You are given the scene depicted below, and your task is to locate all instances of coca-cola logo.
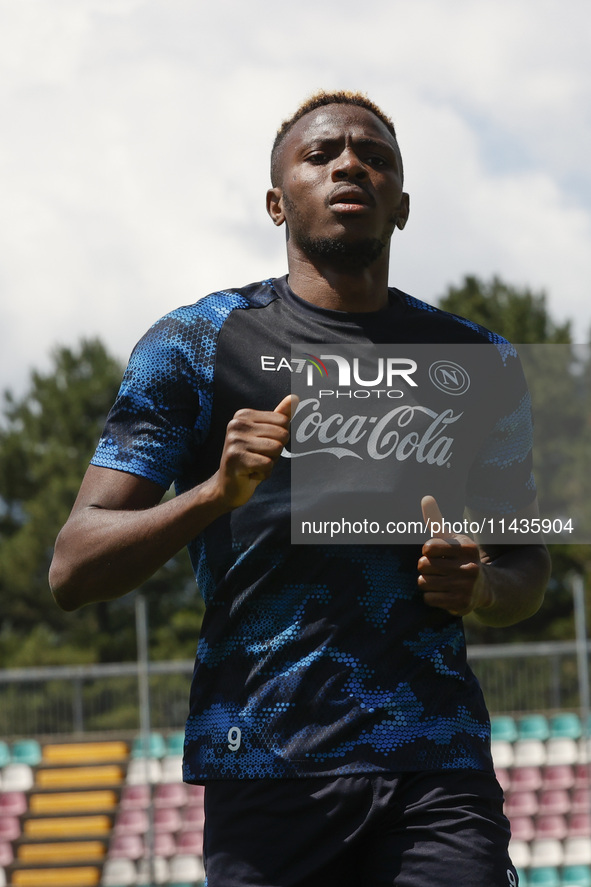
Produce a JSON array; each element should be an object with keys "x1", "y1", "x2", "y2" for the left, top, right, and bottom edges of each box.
[{"x1": 282, "y1": 398, "x2": 463, "y2": 466}]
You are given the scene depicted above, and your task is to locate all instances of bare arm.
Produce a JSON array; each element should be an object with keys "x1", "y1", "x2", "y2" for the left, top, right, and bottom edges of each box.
[
  {"x1": 417, "y1": 496, "x2": 550, "y2": 626},
  {"x1": 49, "y1": 396, "x2": 294, "y2": 611}
]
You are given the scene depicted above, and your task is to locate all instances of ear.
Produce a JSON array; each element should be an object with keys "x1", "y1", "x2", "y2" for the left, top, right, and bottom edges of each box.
[
  {"x1": 395, "y1": 192, "x2": 410, "y2": 230},
  {"x1": 266, "y1": 187, "x2": 285, "y2": 227}
]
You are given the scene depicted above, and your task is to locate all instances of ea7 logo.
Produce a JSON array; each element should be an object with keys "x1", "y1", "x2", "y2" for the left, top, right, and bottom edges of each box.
[
  {"x1": 305, "y1": 355, "x2": 418, "y2": 388},
  {"x1": 428, "y1": 360, "x2": 470, "y2": 395}
]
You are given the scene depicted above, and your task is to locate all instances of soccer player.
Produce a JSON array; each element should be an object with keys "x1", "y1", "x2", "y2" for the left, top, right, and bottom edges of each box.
[{"x1": 50, "y1": 92, "x2": 550, "y2": 886}]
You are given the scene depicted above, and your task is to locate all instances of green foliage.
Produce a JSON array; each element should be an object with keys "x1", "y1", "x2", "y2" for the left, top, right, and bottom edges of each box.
[
  {"x1": 438, "y1": 276, "x2": 591, "y2": 645},
  {"x1": 0, "y1": 339, "x2": 200, "y2": 667}
]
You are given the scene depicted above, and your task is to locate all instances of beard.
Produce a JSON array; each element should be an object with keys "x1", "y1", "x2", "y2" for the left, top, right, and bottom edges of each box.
[{"x1": 294, "y1": 233, "x2": 387, "y2": 272}]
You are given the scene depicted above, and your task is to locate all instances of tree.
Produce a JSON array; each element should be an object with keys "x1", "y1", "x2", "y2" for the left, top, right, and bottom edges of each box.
[
  {"x1": 438, "y1": 276, "x2": 590, "y2": 645},
  {"x1": 0, "y1": 339, "x2": 199, "y2": 666}
]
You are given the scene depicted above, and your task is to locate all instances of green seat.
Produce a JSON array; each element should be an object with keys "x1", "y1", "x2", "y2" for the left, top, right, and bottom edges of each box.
[
  {"x1": 166, "y1": 731, "x2": 186, "y2": 756},
  {"x1": 529, "y1": 867, "x2": 561, "y2": 887},
  {"x1": 518, "y1": 714, "x2": 550, "y2": 741},
  {"x1": 11, "y1": 738, "x2": 42, "y2": 765},
  {"x1": 0, "y1": 740, "x2": 11, "y2": 767},
  {"x1": 549, "y1": 713, "x2": 582, "y2": 740},
  {"x1": 516, "y1": 869, "x2": 529, "y2": 887},
  {"x1": 562, "y1": 865, "x2": 591, "y2": 887},
  {"x1": 491, "y1": 716, "x2": 518, "y2": 742},
  {"x1": 131, "y1": 732, "x2": 166, "y2": 759}
]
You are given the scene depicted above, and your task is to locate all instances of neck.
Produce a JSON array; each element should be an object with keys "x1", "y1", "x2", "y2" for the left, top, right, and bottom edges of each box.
[{"x1": 286, "y1": 248, "x2": 391, "y2": 313}]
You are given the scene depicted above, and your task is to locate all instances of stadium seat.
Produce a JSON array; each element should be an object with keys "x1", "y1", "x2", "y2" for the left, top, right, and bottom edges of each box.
[
  {"x1": 511, "y1": 766, "x2": 543, "y2": 793},
  {"x1": 0, "y1": 790, "x2": 28, "y2": 816},
  {"x1": 125, "y1": 759, "x2": 162, "y2": 785},
  {"x1": 0, "y1": 864, "x2": 6, "y2": 887},
  {"x1": 563, "y1": 836, "x2": 591, "y2": 866},
  {"x1": 516, "y1": 869, "x2": 529, "y2": 887},
  {"x1": 542, "y1": 765, "x2": 575, "y2": 791},
  {"x1": 0, "y1": 816, "x2": 21, "y2": 842},
  {"x1": 182, "y1": 804, "x2": 205, "y2": 830},
  {"x1": 0, "y1": 842, "x2": 13, "y2": 867},
  {"x1": 1, "y1": 763, "x2": 34, "y2": 791},
  {"x1": 168, "y1": 853, "x2": 206, "y2": 882},
  {"x1": 154, "y1": 781, "x2": 186, "y2": 808},
  {"x1": 176, "y1": 829, "x2": 204, "y2": 855},
  {"x1": 0, "y1": 742, "x2": 10, "y2": 768},
  {"x1": 528, "y1": 868, "x2": 561, "y2": 887},
  {"x1": 11, "y1": 739, "x2": 42, "y2": 766},
  {"x1": 505, "y1": 790, "x2": 539, "y2": 818},
  {"x1": 29, "y1": 789, "x2": 118, "y2": 815},
  {"x1": 131, "y1": 733, "x2": 166, "y2": 760},
  {"x1": 136, "y1": 854, "x2": 170, "y2": 885},
  {"x1": 567, "y1": 812, "x2": 591, "y2": 837},
  {"x1": 546, "y1": 738, "x2": 580, "y2": 766},
  {"x1": 508, "y1": 838, "x2": 530, "y2": 868},
  {"x1": 495, "y1": 767, "x2": 511, "y2": 793},
  {"x1": 17, "y1": 840, "x2": 106, "y2": 864},
  {"x1": 36, "y1": 764, "x2": 124, "y2": 789},
  {"x1": 100, "y1": 857, "x2": 137, "y2": 887},
  {"x1": 549, "y1": 713, "x2": 582, "y2": 740},
  {"x1": 161, "y1": 754, "x2": 184, "y2": 783},
  {"x1": 154, "y1": 806, "x2": 182, "y2": 833},
  {"x1": 529, "y1": 837, "x2": 564, "y2": 868},
  {"x1": 534, "y1": 815, "x2": 568, "y2": 841},
  {"x1": 185, "y1": 782, "x2": 205, "y2": 803},
  {"x1": 508, "y1": 816, "x2": 536, "y2": 842},
  {"x1": 491, "y1": 740, "x2": 514, "y2": 769},
  {"x1": 519, "y1": 715, "x2": 551, "y2": 741},
  {"x1": 109, "y1": 833, "x2": 145, "y2": 860},
  {"x1": 513, "y1": 739, "x2": 547, "y2": 768},
  {"x1": 113, "y1": 809, "x2": 150, "y2": 835},
  {"x1": 166, "y1": 732, "x2": 186, "y2": 757},
  {"x1": 573, "y1": 764, "x2": 591, "y2": 788},
  {"x1": 571, "y1": 788, "x2": 591, "y2": 814},
  {"x1": 23, "y1": 815, "x2": 112, "y2": 839},
  {"x1": 11, "y1": 866, "x2": 101, "y2": 886},
  {"x1": 119, "y1": 784, "x2": 152, "y2": 809},
  {"x1": 491, "y1": 716, "x2": 519, "y2": 742},
  {"x1": 538, "y1": 790, "x2": 571, "y2": 817},
  {"x1": 42, "y1": 741, "x2": 128, "y2": 765},
  {"x1": 153, "y1": 831, "x2": 177, "y2": 858},
  {"x1": 561, "y1": 864, "x2": 591, "y2": 887}
]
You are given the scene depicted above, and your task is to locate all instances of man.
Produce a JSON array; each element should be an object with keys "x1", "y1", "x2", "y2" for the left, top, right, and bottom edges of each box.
[{"x1": 50, "y1": 91, "x2": 550, "y2": 886}]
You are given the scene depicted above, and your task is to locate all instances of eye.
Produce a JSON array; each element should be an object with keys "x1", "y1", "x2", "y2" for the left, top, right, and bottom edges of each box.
[
  {"x1": 306, "y1": 152, "x2": 329, "y2": 165},
  {"x1": 366, "y1": 155, "x2": 388, "y2": 168}
]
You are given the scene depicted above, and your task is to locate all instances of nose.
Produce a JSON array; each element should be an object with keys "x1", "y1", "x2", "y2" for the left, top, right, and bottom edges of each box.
[{"x1": 332, "y1": 147, "x2": 367, "y2": 181}]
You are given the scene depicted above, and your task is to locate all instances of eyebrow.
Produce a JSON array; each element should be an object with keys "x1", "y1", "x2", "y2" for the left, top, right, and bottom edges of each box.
[{"x1": 301, "y1": 135, "x2": 397, "y2": 152}]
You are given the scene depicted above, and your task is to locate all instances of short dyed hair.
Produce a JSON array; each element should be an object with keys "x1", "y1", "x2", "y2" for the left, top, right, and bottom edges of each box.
[{"x1": 270, "y1": 90, "x2": 399, "y2": 185}]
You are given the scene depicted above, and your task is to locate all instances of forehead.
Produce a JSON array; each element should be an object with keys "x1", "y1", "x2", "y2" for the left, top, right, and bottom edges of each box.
[{"x1": 285, "y1": 103, "x2": 397, "y2": 151}]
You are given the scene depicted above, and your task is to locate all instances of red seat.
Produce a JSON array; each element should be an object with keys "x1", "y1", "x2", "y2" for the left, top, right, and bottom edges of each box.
[
  {"x1": 538, "y1": 789, "x2": 571, "y2": 817},
  {"x1": 114, "y1": 809, "x2": 149, "y2": 835},
  {"x1": 505, "y1": 790, "x2": 539, "y2": 818},
  {"x1": 0, "y1": 791, "x2": 27, "y2": 817},
  {"x1": 119, "y1": 784, "x2": 151, "y2": 809},
  {"x1": 176, "y1": 829, "x2": 204, "y2": 855},
  {"x1": 154, "y1": 807, "x2": 182, "y2": 834},
  {"x1": 185, "y1": 783, "x2": 205, "y2": 804},
  {"x1": 0, "y1": 840, "x2": 14, "y2": 867},
  {"x1": 183, "y1": 804, "x2": 205, "y2": 829},
  {"x1": 574, "y1": 764, "x2": 591, "y2": 789},
  {"x1": 542, "y1": 765, "x2": 575, "y2": 791},
  {"x1": 509, "y1": 816, "x2": 536, "y2": 842},
  {"x1": 153, "y1": 782, "x2": 187, "y2": 809},
  {"x1": 495, "y1": 768, "x2": 511, "y2": 793},
  {"x1": 568, "y1": 812, "x2": 591, "y2": 837},
  {"x1": 0, "y1": 817, "x2": 20, "y2": 842},
  {"x1": 510, "y1": 766, "x2": 543, "y2": 792},
  {"x1": 153, "y1": 831, "x2": 177, "y2": 858},
  {"x1": 109, "y1": 833, "x2": 145, "y2": 860},
  {"x1": 571, "y1": 787, "x2": 591, "y2": 813},
  {"x1": 535, "y1": 814, "x2": 568, "y2": 840}
]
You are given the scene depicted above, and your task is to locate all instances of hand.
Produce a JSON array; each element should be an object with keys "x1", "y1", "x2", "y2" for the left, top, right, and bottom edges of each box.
[
  {"x1": 417, "y1": 495, "x2": 493, "y2": 617},
  {"x1": 213, "y1": 395, "x2": 296, "y2": 510}
]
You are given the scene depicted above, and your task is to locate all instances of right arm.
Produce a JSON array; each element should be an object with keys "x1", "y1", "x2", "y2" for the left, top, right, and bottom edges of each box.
[{"x1": 49, "y1": 397, "x2": 294, "y2": 611}]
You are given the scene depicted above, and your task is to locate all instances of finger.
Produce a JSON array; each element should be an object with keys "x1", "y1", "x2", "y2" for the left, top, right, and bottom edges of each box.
[
  {"x1": 421, "y1": 494, "x2": 450, "y2": 538},
  {"x1": 274, "y1": 394, "x2": 299, "y2": 419}
]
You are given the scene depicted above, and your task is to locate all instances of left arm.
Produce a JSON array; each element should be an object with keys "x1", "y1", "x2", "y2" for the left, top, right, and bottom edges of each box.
[{"x1": 418, "y1": 496, "x2": 551, "y2": 626}]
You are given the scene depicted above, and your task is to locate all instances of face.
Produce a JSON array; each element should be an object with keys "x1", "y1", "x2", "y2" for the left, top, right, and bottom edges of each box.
[{"x1": 267, "y1": 104, "x2": 410, "y2": 269}]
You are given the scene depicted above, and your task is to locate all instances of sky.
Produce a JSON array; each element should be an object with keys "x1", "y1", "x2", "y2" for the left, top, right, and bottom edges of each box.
[{"x1": 1, "y1": 0, "x2": 590, "y2": 397}]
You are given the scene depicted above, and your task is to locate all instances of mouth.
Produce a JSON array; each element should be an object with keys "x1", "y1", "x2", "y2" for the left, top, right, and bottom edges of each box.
[{"x1": 328, "y1": 187, "x2": 374, "y2": 213}]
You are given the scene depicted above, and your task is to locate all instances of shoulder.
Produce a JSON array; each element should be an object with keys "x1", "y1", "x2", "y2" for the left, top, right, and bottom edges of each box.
[{"x1": 392, "y1": 288, "x2": 511, "y2": 348}]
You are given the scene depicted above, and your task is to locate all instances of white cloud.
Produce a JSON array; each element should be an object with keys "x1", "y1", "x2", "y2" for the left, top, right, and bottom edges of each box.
[{"x1": 0, "y1": 0, "x2": 590, "y2": 397}]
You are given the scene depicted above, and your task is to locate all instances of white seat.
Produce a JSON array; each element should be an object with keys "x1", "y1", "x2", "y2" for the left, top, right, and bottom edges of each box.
[
  {"x1": 508, "y1": 839, "x2": 531, "y2": 869},
  {"x1": 101, "y1": 857, "x2": 137, "y2": 886},
  {"x1": 136, "y1": 855, "x2": 169, "y2": 885},
  {"x1": 577, "y1": 737, "x2": 591, "y2": 764},
  {"x1": 160, "y1": 754, "x2": 184, "y2": 783},
  {"x1": 545, "y1": 737, "x2": 579, "y2": 766},
  {"x1": 512, "y1": 739, "x2": 547, "y2": 767},
  {"x1": 563, "y1": 837, "x2": 591, "y2": 866},
  {"x1": 169, "y1": 853, "x2": 206, "y2": 881},
  {"x1": 0, "y1": 764, "x2": 33, "y2": 791},
  {"x1": 0, "y1": 865, "x2": 6, "y2": 887},
  {"x1": 529, "y1": 838, "x2": 564, "y2": 868},
  {"x1": 126, "y1": 758, "x2": 162, "y2": 785},
  {"x1": 491, "y1": 740, "x2": 514, "y2": 769}
]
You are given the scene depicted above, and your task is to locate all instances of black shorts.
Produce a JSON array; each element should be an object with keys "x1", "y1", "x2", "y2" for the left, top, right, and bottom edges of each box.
[{"x1": 202, "y1": 769, "x2": 518, "y2": 887}]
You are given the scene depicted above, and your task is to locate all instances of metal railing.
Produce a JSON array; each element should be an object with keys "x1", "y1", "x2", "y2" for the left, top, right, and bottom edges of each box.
[{"x1": 0, "y1": 640, "x2": 588, "y2": 739}]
